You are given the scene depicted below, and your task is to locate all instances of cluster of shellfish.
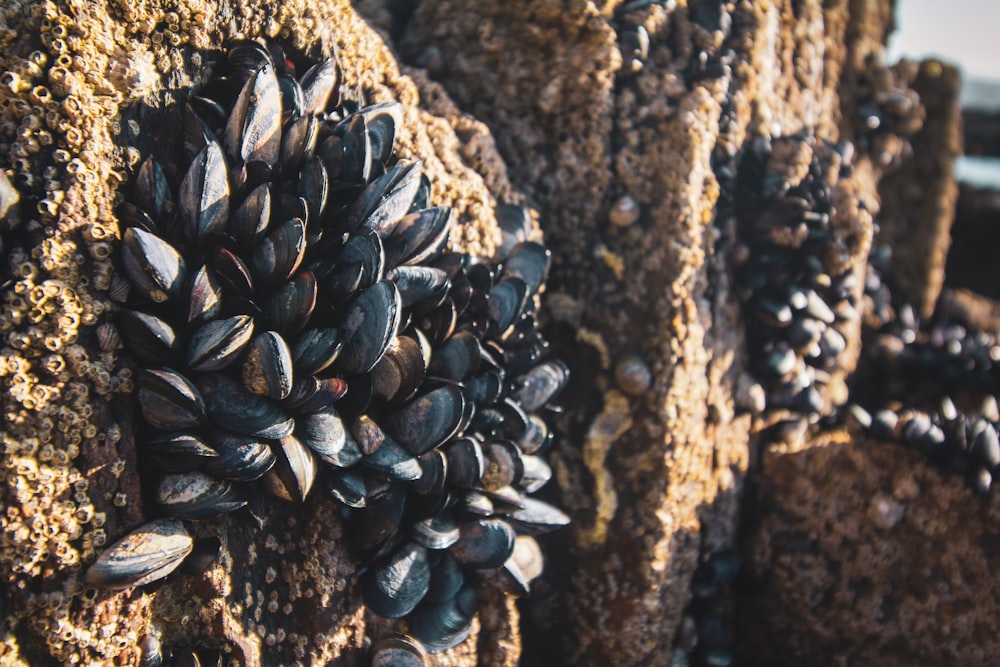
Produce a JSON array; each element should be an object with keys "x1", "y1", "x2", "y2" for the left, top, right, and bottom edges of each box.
[
  {"x1": 86, "y1": 40, "x2": 569, "y2": 658},
  {"x1": 732, "y1": 136, "x2": 860, "y2": 420}
]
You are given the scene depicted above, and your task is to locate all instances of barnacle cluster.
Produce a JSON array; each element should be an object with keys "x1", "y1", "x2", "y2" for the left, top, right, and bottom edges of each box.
[{"x1": 89, "y1": 39, "x2": 568, "y2": 659}]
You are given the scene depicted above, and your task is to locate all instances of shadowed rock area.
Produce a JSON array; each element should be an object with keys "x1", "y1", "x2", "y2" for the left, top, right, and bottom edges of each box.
[{"x1": 0, "y1": 0, "x2": 991, "y2": 666}]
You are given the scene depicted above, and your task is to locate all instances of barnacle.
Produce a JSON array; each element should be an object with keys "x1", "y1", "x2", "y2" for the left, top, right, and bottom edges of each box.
[{"x1": 96, "y1": 39, "x2": 569, "y2": 658}]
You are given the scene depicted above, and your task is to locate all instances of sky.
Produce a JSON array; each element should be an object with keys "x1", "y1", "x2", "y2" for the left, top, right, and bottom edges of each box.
[{"x1": 888, "y1": 0, "x2": 1000, "y2": 81}]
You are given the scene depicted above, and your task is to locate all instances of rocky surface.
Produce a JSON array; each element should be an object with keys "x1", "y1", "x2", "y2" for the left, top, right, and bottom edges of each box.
[{"x1": 0, "y1": 0, "x2": 990, "y2": 666}]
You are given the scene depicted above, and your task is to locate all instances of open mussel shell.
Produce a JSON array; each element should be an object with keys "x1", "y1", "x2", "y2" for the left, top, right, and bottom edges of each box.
[
  {"x1": 138, "y1": 368, "x2": 206, "y2": 430},
  {"x1": 339, "y1": 280, "x2": 401, "y2": 374},
  {"x1": 120, "y1": 310, "x2": 179, "y2": 366},
  {"x1": 121, "y1": 227, "x2": 187, "y2": 303},
  {"x1": 225, "y1": 62, "x2": 281, "y2": 169},
  {"x1": 179, "y1": 141, "x2": 230, "y2": 243},
  {"x1": 204, "y1": 429, "x2": 275, "y2": 481},
  {"x1": 383, "y1": 385, "x2": 466, "y2": 457},
  {"x1": 155, "y1": 472, "x2": 247, "y2": 519},
  {"x1": 145, "y1": 432, "x2": 217, "y2": 472},
  {"x1": 505, "y1": 497, "x2": 571, "y2": 535},
  {"x1": 371, "y1": 632, "x2": 429, "y2": 667},
  {"x1": 84, "y1": 518, "x2": 193, "y2": 590},
  {"x1": 187, "y1": 315, "x2": 255, "y2": 372},
  {"x1": 196, "y1": 373, "x2": 294, "y2": 439},
  {"x1": 241, "y1": 330, "x2": 294, "y2": 400},
  {"x1": 263, "y1": 434, "x2": 317, "y2": 502},
  {"x1": 361, "y1": 543, "x2": 430, "y2": 618},
  {"x1": 409, "y1": 582, "x2": 477, "y2": 653},
  {"x1": 510, "y1": 360, "x2": 570, "y2": 412},
  {"x1": 383, "y1": 207, "x2": 450, "y2": 270}
]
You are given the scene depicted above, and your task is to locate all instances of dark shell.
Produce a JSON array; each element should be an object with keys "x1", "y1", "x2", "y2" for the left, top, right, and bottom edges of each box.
[
  {"x1": 155, "y1": 472, "x2": 247, "y2": 519},
  {"x1": 298, "y1": 155, "x2": 328, "y2": 225},
  {"x1": 384, "y1": 207, "x2": 451, "y2": 269},
  {"x1": 196, "y1": 373, "x2": 294, "y2": 439},
  {"x1": 280, "y1": 114, "x2": 318, "y2": 174},
  {"x1": 299, "y1": 57, "x2": 340, "y2": 115},
  {"x1": 339, "y1": 281, "x2": 401, "y2": 374},
  {"x1": 443, "y1": 437, "x2": 485, "y2": 489},
  {"x1": 449, "y1": 517, "x2": 515, "y2": 569},
  {"x1": 349, "y1": 483, "x2": 405, "y2": 552},
  {"x1": 495, "y1": 204, "x2": 531, "y2": 262},
  {"x1": 429, "y1": 331, "x2": 481, "y2": 382},
  {"x1": 506, "y1": 497, "x2": 571, "y2": 535},
  {"x1": 187, "y1": 315, "x2": 255, "y2": 372},
  {"x1": 510, "y1": 360, "x2": 570, "y2": 412},
  {"x1": 144, "y1": 431, "x2": 217, "y2": 472},
  {"x1": 264, "y1": 434, "x2": 318, "y2": 502},
  {"x1": 263, "y1": 270, "x2": 317, "y2": 336},
  {"x1": 121, "y1": 227, "x2": 187, "y2": 303},
  {"x1": 371, "y1": 633, "x2": 428, "y2": 667},
  {"x1": 371, "y1": 334, "x2": 429, "y2": 403},
  {"x1": 383, "y1": 385, "x2": 466, "y2": 457},
  {"x1": 120, "y1": 310, "x2": 179, "y2": 366},
  {"x1": 84, "y1": 518, "x2": 193, "y2": 590},
  {"x1": 188, "y1": 265, "x2": 224, "y2": 325},
  {"x1": 224, "y1": 62, "x2": 281, "y2": 168},
  {"x1": 211, "y1": 245, "x2": 254, "y2": 298},
  {"x1": 284, "y1": 375, "x2": 348, "y2": 414},
  {"x1": 361, "y1": 543, "x2": 431, "y2": 618},
  {"x1": 253, "y1": 217, "x2": 307, "y2": 286},
  {"x1": 291, "y1": 327, "x2": 343, "y2": 376},
  {"x1": 241, "y1": 330, "x2": 294, "y2": 400},
  {"x1": 325, "y1": 469, "x2": 368, "y2": 508},
  {"x1": 409, "y1": 513, "x2": 460, "y2": 550},
  {"x1": 487, "y1": 277, "x2": 528, "y2": 335},
  {"x1": 412, "y1": 449, "x2": 448, "y2": 497},
  {"x1": 350, "y1": 161, "x2": 422, "y2": 234},
  {"x1": 360, "y1": 435, "x2": 422, "y2": 482},
  {"x1": 502, "y1": 241, "x2": 551, "y2": 296},
  {"x1": 138, "y1": 368, "x2": 206, "y2": 431},
  {"x1": 409, "y1": 582, "x2": 477, "y2": 653},
  {"x1": 388, "y1": 266, "x2": 449, "y2": 308},
  {"x1": 179, "y1": 141, "x2": 230, "y2": 243},
  {"x1": 203, "y1": 430, "x2": 275, "y2": 481},
  {"x1": 297, "y1": 405, "x2": 349, "y2": 460},
  {"x1": 135, "y1": 156, "x2": 171, "y2": 223},
  {"x1": 229, "y1": 183, "x2": 271, "y2": 250}
]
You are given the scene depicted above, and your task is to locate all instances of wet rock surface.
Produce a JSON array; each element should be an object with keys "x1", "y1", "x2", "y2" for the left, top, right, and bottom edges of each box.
[{"x1": 0, "y1": 0, "x2": 991, "y2": 666}]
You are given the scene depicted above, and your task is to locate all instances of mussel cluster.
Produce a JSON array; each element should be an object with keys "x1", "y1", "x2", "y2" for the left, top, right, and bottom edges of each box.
[
  {"x1": 87, "y1": 40, "x2": 569, "y2": 656},
  {"x1": 733, "y1": 136, "x2": 860, "y2": 419}
]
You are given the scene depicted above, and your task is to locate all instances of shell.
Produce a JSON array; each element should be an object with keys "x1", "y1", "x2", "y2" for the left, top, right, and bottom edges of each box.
[{"x1": 84, "y1": 519, "x2": 193, "y2": 590}]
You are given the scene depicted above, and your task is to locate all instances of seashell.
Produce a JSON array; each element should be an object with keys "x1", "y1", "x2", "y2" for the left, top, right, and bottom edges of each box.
[
  {"x1": 339, "y1": 281, "x2": 401, "y2": 374},
  {"x1": 350, "y1": 160, "x2": 423, "y2": 234},
  {"x1": 296, "y1": 405, "x2": 348, "y2": 459},
  {"x1": 187, "y1": 315, "x2": 255, "y2": 372},
  {"x1": 502, "y1": 535, "x2": 544, "y2": 596},
  {"x1": 203, "y1": 429, "x2": 275, "y2": 481},
  {"x1": 505, "y1": 496, "x2": 571, "y2": 535},
  {"x1": 155, "y1": 471, "x2": 246, "y2": 519},
  {"x1": 135, "y1": 157, "x2": 171, "y2": 223},
  {"x1": 321, "y1": 114, "x2": 371, "y2": 187},
  {"x1": 409, "y1": 582, "x2": 477, "y2": 653},
  {"x1": 464, "y1": 370, "x2": 505, "y2": 405},
  {"x1": 299, "y1": 57, "x2": 340, "y2": 116},
  {"x1": 120, "y1": 310, "x2": 179, "y2": 366},
  {"x1": 84, "y1": 518, "x2": 193, "y2": 590},
  {"x1": 139, "y1": 633, "x2": 164, "y2": 667},
  {"x1": 383, "y1": 207, "x2": 451, "y2": 270},
  {"x1": 495, "y1": 204, "x2": 532, "y2": 262},
  {"x1": 371, "y1": 632, "x2": 429, "y2": 667},
  {"x1": 211, "y1": 245, "x2": 254, "y2": 298},
  {"x1": 481, "y1": 441, "x2": 524, "y2": 492},
  {"x1": 187, "y1": 265, "x2": 224, "y2": 325},
  {"x1": 351, "y1": 102, "x2": 402, "y2": 165},
  {"x1": 412, "y1": 449, "x2": 448, "y2": 496},
  {"x1": 325, "y1": 230, "x2": 385, "y2": 298},
  {"x1": 388, "y1": 266, "x2": 449, "y2": 308},
  {"x1": 371, "y1": 333, "x2": 430, "y2": 403},
  {"x1": 228, "y1": 183, "x2": 271, "y2": 251},
  {"x1": 458, "y1": 490, "x2": 494, "y2": 516},
  {"x1": 429, "y1": 330, "x2": 481, "y2": 382},
  {"x1": 443, "y1": 437, "x2": 486, "y2": 489},
  {"x1": 138, "y1": 368, "x2": 206, "y2": 431},
  {"x1": 487, "y1": 276, "x2": 528, "y2": 335},
  {"x1": 509, "y1": 360, "x2": 569, "y2": 412},
  {"x1": 252, "y1": 217, "x2": 307, "y2": 286},
  {"x1": 224, "y1": 62, "x2": 281, "y2": 168},
  {"x1": 383, "y1": 385, "x2": 466, "y2": 457},
  {"x1": 424, "y1": 554, "x2": 464, "y2": 605},
  {"x1": 298, "y1": 155, "x2": 328, "y2": 228},
  {"x1": 501, "y1": 241, "x2": 551, "y2": 297},
  {"x1": 122, "y1": 227, "x2": 187, "y2": 303},
  {"x1": 290, "y1": 327, "x2": 344, "y2": 377},
  {"x1": 360, "y1": 434, "x2": 422, "y2": 482},
  {"x1": 361, "y1": 543, "x2": 430, "y2": 618},
  {"x1": 517, "y1": 454, "x2": 553, "y2": 494},
  {"x1": 241, "y1": 330, "x2": 294, "y2": 400},
  {"x1": 409, "y1": 513, "x2": 459, "y2": 550},
  {"x1": 263, "y1": 270, "x2": 317, "y2": 336},
  {"x1": 280, "y1": 114, "x2": 319, "y2": 175},
  {"x1": 179, "y1": 141, "x2": 230, "y2": 243},
  {"x1": 227, "y1": 39, "x2": 274, "y2": 71},
  {"x1": 182, "y1": 102, "x2": 216, "y2": 163},
  {"x1": 449, "y1": 517, "x2": 515, "y2": 569},
  {"x1": 263, "y1": 434, "x2": 317, "y2": 502},
  {"x1": 349, "y1": 483, "x2": 405, "y2": 553},
  {"x1": 325, "y1": 469, "x2": 368, "y2": 508},
  {"x1": 196, "y1": 373, "x2": 294, "y2": 439},
  {"x1": 144, "y1": 431, "x2": 217, "y2": 472}
]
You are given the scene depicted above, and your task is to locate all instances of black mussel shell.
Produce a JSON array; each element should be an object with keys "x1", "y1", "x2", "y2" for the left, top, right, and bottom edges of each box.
[
  {"x1": 155, "y1": 472, "x2": 247, "y2": 519},
  {"x1": 371, "y1": 334, "x2": 429, "y2": 403},
  {"x1": 229, "y1": 182, "x2": 271, "y2": 251},
  {"x1": 253, "y1": 217, "x2": 307, "y2": 286},
  {"x1": 203, "y1": 430, "x2": 275, "y2": 481},
  {"x1": 383, "y1": 207, "x2": 451, "y2": 270},
  {"x1": 297, "y1": 405, "x2": 349, "y2": 461},
  {"x1": 120, "y1": 310, "x2": 179, "y2": 366},
  {"x1": 188, "y1": 265, "x2": 224, "y2": 325},
  {"x1": 383, "y1": 385, "x2": 466, "y2": 457},
  {"x1": 263, "y1": 434, "x2": 318, "y2": 502},
  {"x1": 122, "y1": 227, "x2": 187, "y2": 303},
  {"x1": 84, "y1": 518, "x2": 193, "y2": 590},
  {"x1": 361, "y1": 542, "x2": 431, "y2": 619},
  {"x1": 410, "y1": 513, "x2": 460, "y2": 550},
  {"x1": 135, "y1": 157, "x2": 171, "y2": 223},
  {"x1": 409, "y1": 582, "x2": 477, "y2": 653},
  {"x1": 145, "y1": 431, "x2": 217, "y2": 472},
  {"x1": 196, "y1": 373, "x2": 294, "y2": 439},
  {"x1": 350, "y1": 161, "x2": 422, "y2": 234},
  {"x1": 138, "y1": 368, "x2": 206, "y2": 431},
  {"x1": 339, "y1": 281, "x2": 401, "y2": 374},
  {"x1": 388, "y1": 266, "x2": 449, "y2": 308},
  {"x1": 291, "y1": 327, "x2": 343, "y2": 376},
  {"x1": 371, "y1": 632, "x2": 428, "y2": 667},
  {"x1": 505, "y1": 497, "x2": 571, "y2": 535},
  {"x1": 442, "y1": 437, "x2": 485, "y2": 489},
  {"x1": 284, "y1": 375, "x2": 348, "y2": 413},
  {"x1": 502, "y1": 241, "x2": 551, "y2": 296},
  {"x1": 428, "y1": 330, "x2": 480, "y2": 382},
  {"x1": 449, "y1": 517, "x2": 515, "y2": 569},
  {"x1": 241, "y1": 330, "x2": 294, "y2": 400},
  {"x1": 510, "y1": 360, "x2": 570, "y2": 412},
  {"x1": 299, "y1": 57, "x2": 339, "y2": 116},
  {"x1": 263, "y1": 270, "x2": 317, "y2": 336},
  {"x1": 179, "y1": 141, "x2": 230, "y2": 243},
  {"x1": 325, "y1": 469, "x2": 368, "y2": 508},
  {"x1": 187, "y1": 315, "x2": 255, "y2": 372},
  {"x1": 495, "y1": 204, "x2": 532, "y2": 262},
  {"x1": 225, "y1": 62, "x2": 281, "y2": 168}
]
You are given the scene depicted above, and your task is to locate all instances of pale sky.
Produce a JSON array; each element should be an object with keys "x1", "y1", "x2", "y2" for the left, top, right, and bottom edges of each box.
[{"x1": 889, "y1": 0, "x2": 1000, "y2": 81}]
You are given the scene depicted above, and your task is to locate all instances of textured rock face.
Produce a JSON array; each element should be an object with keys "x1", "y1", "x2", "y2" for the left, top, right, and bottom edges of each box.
[{"x1": 0, "y1": 0, "x2": 986, "y2": 666}]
